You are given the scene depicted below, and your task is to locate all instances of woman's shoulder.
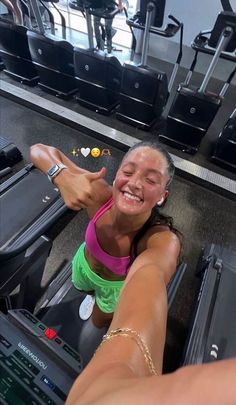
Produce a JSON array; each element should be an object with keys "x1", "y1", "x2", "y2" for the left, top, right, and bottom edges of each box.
[{"x1": 136, "y1": 224, "x2": 180, "y2": 256}]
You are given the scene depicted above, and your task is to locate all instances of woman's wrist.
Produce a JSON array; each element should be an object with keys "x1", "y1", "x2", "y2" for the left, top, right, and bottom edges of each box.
[{"x1": 52, "y1": 167, "x2": 71, "y2": 187}]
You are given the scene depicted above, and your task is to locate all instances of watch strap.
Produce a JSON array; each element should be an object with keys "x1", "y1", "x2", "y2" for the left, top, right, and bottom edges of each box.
[{"x1": 47, "y1": 163, "x2": 67, "y2": 183}]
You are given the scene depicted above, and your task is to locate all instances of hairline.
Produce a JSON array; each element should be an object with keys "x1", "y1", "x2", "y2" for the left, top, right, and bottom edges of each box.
[{"x1": 120, "y1": 146, "x2": 170, "y2": 184}]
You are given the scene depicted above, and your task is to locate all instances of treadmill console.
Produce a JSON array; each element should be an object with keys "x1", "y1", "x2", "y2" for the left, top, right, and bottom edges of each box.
[{"x1": 0, "y1": 309, "x2": 83, "y2": 404}]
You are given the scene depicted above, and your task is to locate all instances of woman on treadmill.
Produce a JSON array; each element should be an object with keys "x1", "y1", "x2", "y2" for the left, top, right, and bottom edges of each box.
[{"x1": 30, "y1": 141, "x2": 181, "y2": 328}]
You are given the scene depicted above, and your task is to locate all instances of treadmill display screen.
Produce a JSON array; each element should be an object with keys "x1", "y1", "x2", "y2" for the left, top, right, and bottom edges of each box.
[
  {"x1": 0, "y1": 310, "x2": 83, "y2": 405},
  {"x1": 0, "y1": 367, "x2": 43, "y2": 405},
  {"x1": 0, "y1": 349, "x2": 59, "y2": 404}
]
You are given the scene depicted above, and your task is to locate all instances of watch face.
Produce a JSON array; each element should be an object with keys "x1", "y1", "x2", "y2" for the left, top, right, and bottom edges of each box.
[{"x1": 48, "y1": 164, "x2": 60, "y2": 177}]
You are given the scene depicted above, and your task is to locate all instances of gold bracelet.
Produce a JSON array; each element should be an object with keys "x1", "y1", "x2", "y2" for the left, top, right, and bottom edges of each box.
[{"x1": 97, "y1": 328, "x2": 158, "y2": 376}]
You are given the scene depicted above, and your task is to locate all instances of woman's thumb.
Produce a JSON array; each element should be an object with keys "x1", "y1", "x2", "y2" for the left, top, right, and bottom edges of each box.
[{"x1": 86, "y1": 167, "x2": 106, "y2": 181}]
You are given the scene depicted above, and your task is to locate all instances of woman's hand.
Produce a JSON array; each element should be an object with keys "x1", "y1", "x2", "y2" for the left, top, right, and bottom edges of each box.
[{"x1": 54, "y1": 167, "x2": 110, "y2": 211}]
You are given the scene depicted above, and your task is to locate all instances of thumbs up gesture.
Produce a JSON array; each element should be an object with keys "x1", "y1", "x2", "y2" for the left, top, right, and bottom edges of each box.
[{"x1": 54, "y1": 166, "x2": 111, "y2": 211}]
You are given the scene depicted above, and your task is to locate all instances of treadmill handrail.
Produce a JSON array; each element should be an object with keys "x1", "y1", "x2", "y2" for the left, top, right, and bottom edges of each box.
[
  {"x1": 167, "y1": 262, "x2": 187, "y2": 309},
  {"x1": 0, "y1": 163, "x2": 33, "y2": 191},
  {"x1": 182, "y1": 256, "x2": 221, "y2": 365},
  {"x1": 0, "y1": 165, "x2": 68, "y2": 259},
  {"x1": 0, "y1": 201, "x2": 67, "y2": 259}
]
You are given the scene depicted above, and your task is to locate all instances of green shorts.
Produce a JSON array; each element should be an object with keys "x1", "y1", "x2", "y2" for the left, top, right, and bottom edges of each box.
[{"x1": 72, "y1": 242, "x2": 124, "y2": 314}]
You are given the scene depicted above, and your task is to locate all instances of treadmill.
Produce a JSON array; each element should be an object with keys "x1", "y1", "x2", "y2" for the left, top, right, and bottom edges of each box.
[
  {"x1": 35, "y1": 260, "x2": 187, "y2": 368},
  {"x1": 0, "y1": 164, "x2": 68, "y2": 313},
  {"x1": 183, "y1": 243, "x2": 236, "y2": 365},
  {"x1": 0, "y1": 259, "x2": 186, "y2": 404}
]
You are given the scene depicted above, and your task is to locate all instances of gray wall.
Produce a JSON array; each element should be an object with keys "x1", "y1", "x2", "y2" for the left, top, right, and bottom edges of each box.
[{"x1": 163, "y1": 0, "x2": 236, "y2": 46}]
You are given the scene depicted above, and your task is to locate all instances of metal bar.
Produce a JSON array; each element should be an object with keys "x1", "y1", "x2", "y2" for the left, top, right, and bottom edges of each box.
[
  {"x1": 85, "y1": 8, "x2": 94, "y2": 49},
  {"x1": 140, "y1": 1, "x2": 155, "y2": 66},
  {"x1": 198, "y1": 26, "x2": 233, "y2": 93},
  {"x1": 28, "y1": 0, "x2": 45, "y2": 34},
  {"x1": 219, "y1": 66, "x2": 236, "y2": 97}
]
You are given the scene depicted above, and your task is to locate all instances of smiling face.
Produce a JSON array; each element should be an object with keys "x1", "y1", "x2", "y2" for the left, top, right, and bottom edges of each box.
[{"x1": 113, "y1": 147, "x2": 169, "y2": 217}]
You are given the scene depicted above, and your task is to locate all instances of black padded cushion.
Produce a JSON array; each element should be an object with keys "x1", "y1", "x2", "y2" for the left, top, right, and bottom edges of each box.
[
  {"x1": 0, "y1": 20, "x2": 32, "y2": 59},
  {"x1": 27, "y1": 31, "x2": 74, "y2": 75}
]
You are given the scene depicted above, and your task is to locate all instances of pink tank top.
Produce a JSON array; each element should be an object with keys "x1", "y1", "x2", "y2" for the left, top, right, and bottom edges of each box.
[{"x1": 84, "y1": 198, "x2": 135, "y2": 276}]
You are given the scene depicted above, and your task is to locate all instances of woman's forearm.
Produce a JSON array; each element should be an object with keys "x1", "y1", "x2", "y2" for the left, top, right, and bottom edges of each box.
[{"x1": 30, "y1": 143, "x2": 87, "y2": 175}]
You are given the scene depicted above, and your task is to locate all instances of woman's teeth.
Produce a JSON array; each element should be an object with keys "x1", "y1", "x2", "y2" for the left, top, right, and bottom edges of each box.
[{"x1": 123, "y1": 192, "x2": 142, "y2": 202}]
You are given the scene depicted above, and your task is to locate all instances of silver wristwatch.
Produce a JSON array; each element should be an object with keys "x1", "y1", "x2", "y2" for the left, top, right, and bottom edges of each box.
[{"x1": 47, "y1": 164, "x2": 67, "y2": 183}]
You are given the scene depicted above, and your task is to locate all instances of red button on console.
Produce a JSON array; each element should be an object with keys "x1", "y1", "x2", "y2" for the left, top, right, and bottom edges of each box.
[{"x1": 44, "y1": 328, "x2": 57, "y2": 340}]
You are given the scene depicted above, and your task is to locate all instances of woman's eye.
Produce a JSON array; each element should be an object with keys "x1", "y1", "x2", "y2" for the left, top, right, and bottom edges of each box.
[
  {"x1": 123, "y1": 171, "x2": 132, "y2": 176},
  {"x1": 146, "y1": 178, "x2": 156, "y2": 184}
]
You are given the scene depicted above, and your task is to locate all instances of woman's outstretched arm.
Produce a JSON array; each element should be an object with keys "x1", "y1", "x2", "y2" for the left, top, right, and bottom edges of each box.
[
  {"x1": 66, "y1": 231, "x2": 180, "y2": 403},
  {"x1": 66, "y1": 230, "x2": 236, "y2": 405}
]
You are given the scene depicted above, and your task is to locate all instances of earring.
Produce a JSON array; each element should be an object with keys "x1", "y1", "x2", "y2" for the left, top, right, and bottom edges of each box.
[
  {"x1": 113, "y1": 180, "x2": 115, "y2": 186},
  {"x1": 157, "y1": 197, "x2": 164, "y2": 206}
]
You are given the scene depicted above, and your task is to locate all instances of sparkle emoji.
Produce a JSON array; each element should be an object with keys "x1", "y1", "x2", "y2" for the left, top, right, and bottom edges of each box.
[
  {"x1": 71, "y1": 148, "x2": 79, "y2": 157},
  {"x1": 91, "y1": 147, "x2": 101, "y2": 158}
]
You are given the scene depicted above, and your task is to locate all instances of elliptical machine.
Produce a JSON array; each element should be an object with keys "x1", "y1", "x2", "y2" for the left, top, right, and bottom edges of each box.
[
  {"x1": 73, "y1": 0, "x2": 124, "y2": 114},
  {"x1": 116, "y1": 0, "x2": 183, "y2": 130},
  {"x1": 160, "y1": 5, "x2": 236, "y2": 154}
]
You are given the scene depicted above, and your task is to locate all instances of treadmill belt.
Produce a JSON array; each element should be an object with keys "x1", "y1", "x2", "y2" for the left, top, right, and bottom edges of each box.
[
  {"x1": 40, "y1": 288, "x2": 107, "y2": 368},
  {"x1": 37, "y1": 262, "x2": 187, "y2": 368}
]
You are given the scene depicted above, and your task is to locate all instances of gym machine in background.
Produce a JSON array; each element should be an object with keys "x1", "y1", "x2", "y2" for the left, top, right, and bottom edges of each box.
[
  {"x1": 182, "y1": 243, "x2": 236, "y2": 365},
  {"x1": 211, "y1": 106, "x2": 236, "y2": 172},
  {"x1": 73, "y1": 0, "x2": 128, "y2": 114},
  {"x1": 0, "y1": 136, "x2": 22, "y2": 173},
  {"x1": 0, "y1": 18, "x2": 39, "y2": 85},
  {"x1": 116, "y1": 0, "x2": 183, "y2": 130},
  {"x1": 27, "y1": 30, "x2": 79, "y2": 99},
  {"x1": 27, "y1": 0, "x2": 66, "y2": 38},
  {"x1": 160, "y1": 9, "x2": 236, "y2": 154}
]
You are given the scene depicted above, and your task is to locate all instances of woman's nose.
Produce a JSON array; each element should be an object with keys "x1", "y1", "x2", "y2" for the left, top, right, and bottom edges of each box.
[{"x1": 128, "y1": 175, "x2": 142, "y2": 189}]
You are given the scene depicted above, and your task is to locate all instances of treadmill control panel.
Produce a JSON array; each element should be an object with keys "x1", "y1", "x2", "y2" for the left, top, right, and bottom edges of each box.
[{"x1": 0, "y1": 309, "x2": 83, "y2": 404}]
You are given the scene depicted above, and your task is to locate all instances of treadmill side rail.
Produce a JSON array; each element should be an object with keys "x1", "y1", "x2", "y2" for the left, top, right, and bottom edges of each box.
[{"x1": 183, "y1": 243, "x2": 236, "y2": 365}]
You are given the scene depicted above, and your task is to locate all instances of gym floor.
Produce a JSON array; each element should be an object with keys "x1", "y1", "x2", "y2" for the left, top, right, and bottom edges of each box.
[{"x1": 0, "y1": 18, "x2": 236, "y2": 372}]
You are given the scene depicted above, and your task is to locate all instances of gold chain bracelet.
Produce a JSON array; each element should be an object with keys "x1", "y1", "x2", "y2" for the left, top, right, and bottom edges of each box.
[{"x1": 97, "y1": 328, "x2": 158, "y2": 376}]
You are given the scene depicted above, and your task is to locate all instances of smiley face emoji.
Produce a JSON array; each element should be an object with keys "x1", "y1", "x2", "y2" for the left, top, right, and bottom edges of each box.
[{"x1": 91, "y1": 147, "x2": 101, "y2": 158}]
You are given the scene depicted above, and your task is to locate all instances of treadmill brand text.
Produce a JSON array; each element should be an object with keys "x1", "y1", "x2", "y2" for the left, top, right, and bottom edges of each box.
[{"x1": 18, "y1": 342, "x2": 48, "y2": 370}]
